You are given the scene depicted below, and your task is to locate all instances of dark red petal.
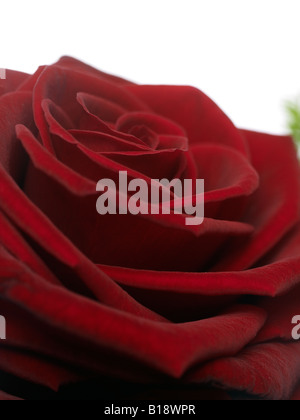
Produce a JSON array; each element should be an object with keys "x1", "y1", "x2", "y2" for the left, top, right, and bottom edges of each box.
[
  {"x1": 0, "y1": 347, "x2": 79, "y2": 392},
  {"x1": 19, "y1": 127, "x2": 253, "y2": 272},
  {"x1": 75, "y1": 92, "x2": 126, "y2": 124},
  {"x1": 68, "y1": 129, "x2": 149, "y2": 153},
  {"x1": 214, "y1": 131, "x2": 300, "y2": 271},
  {"x1": 0, "y1": 70, "x2": 30, "y2": 97},
  {"x1": 43, "y1": 95, "x2": 253, "y2": 213},
  {"x1": 0, "y1": 134, "x2": 164, "y2": 322},
  {"x1": 116, "y1": 112, "x2": 186, "y2": 138},
  {"x1": 192, "y1": 144, "x2": 259, "y2": 202},
  {"x1": 42, "y1": 97, "x2": 150, "y2": 153},
  {"x1": 188, "y1": 342, "x2": 300, "y2": 400},
  {"x1": 16, "y1": 124, "x2": 95, "y2": 194},
  {"x1": 33, "y1": 66, "x2": 149, "y2": 153},
  {"x1": 126, "y1": 85, "x2": 248, "y2": 156},
  {"x1": 56, "y1": 56, "x2": 134, "y2": 86},
  {"x1": 188, "y1": 144, "x2": 259, "y2": 225},
  {"x1": 0, "y1": 390, "x2": 22, "y2": 401},
  {"x1": 0, "y1": 210, "x2": 60, "y2": 285},
  {"x1": 21, "y1": 113, "x2": 186, "y2": 192},
  {"x1": 24, "y1": 159, "x2": 253, "y2": 271},
  {"x1": 0, "y1": 91, "x2": 34, "y2": 181},
  {"x1": 102, "y1": 148, "x2": 187, "y2": 180},
  {"x1": 157, "y1": 135, "x2": 189, "y2": 151},
  {"x1": 252, "y1": 230, "x2": 300, "y2": 343},
  {"x1": 17, "y1": 66, "x2": 46, "y2": 92},
  {"x1": 100, "y1": 229, "x2": 300, "y2": 312},
  {"x1": 74, "y1": 94, "x2": 150, "y2": 145},
  {"x1": 42, "y1": 94, "x2": 151, "y2": 151},
  {"x1": 69, "y1": 130, "x2": 150, "y2": 154},
  {"x1": 0, "y1": 266, "x2": 266, "y2": 379},
  {"x1": 100, "y1": 265, "x2": 239, "y2": 322},
  {"x1": 255, "y1": 287, "x2": 300, "y2": 343},
  {"x1": 292, "y1": 384, "x2": 300, "y2": 400}
]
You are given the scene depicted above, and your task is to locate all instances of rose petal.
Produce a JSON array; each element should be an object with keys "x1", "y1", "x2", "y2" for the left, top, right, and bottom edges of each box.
[
  {"x1": 99, "y1": 267, "x2": 239, "y2": 322},
  {"x1": 116, "y1": 112, "x2": 186, "y2": 138},
  {"x1": 47, "y1": 95, "x2": 149, "y2": 147},
  {"x1": 75, "y1": 92, "x2": 126, "y2": 124},
  {"x1": 56, "y1": 56, "x2": 134, "y2": 86},
  {"x1": 0, "y1": 390, "x2": 22, "y2": 401},
  {"x1": 68, "y1": 129, "x2": 151, "y2": 153},
  {"x1": 19, "y1": 127, "x2": 254, "y2": 271},
  {"x1": 291, "y1": 383, "x2": 300, "y2": 401},
  {"x1": 24, "y1": 160, "x2": 254, "y2": 270},
  {"x1": 254, "y1": 284, "x2": 300, "y2": 343},
  {"x1": 0, "y1": 139, "x2": 164, "y2": 321},
  {"x1": 192, "y1": 144, "x2": 259, "y2": 201},
  {"x1": 0, "y1": 346, "x2": 79, "y2": 392},
  {"x1": 17, "y1": 66, "x2": 46, "y2": 92},
  {"x1": 0, "y1": 210, "x2": 60, "y2": 285},
  {"x1": 188, "y1": 342, "x2": 300, "y2": 400},
  {"x1": 42, "y1": 97, "x2": 151, "y2": 153},
  {"x1": 0, "y1": 265, "x2": 266, "y2": 379},
  {"x1": 214, "y1": 131, "x2": 300, "y2": 271},
  {"x1": 157, "y1": 135, "x2": 189, "y2": 151},
  {"x1": 0, "y1": 70, "x2": 29, "y2": 97},
  {"x1": 0, "y1": 91, "x2": 34, "y2": 182},
  {"x1": 33, "y1": 65, "x2": 149, "y2": 153},
  {"x1": 100, "y1": 228, "x2": 300, "y2": 319},
  {"x1": 126, "y1": 85, "x2": 249, "y2": 156},
  {"x1": 190, "y1": 144, "x2": 259, "y2": 223}
]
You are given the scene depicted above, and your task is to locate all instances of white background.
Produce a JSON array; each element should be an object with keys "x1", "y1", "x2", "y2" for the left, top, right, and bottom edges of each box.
[{"x1": 1, "y1": 0, "x2": 300, "y2": 135}]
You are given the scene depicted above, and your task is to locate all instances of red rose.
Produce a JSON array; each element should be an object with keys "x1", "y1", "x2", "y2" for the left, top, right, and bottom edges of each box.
[{"x1": 0, "y1": 57, "x2": 300, "y2": 400}]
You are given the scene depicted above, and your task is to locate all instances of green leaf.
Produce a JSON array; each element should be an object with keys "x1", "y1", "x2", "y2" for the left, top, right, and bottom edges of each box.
[{"x1": 285, "y1": 98, "x2": 300, "y2": 145}]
